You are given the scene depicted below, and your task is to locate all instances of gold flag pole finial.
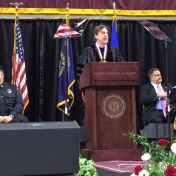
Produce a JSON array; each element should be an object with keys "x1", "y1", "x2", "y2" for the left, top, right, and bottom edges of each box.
[
  {"x1": 65, "y1": 3, "x2": 69, "y2": 25},
  {"x1": 66, "y1": 3, "x2": 69, "y2": 12},
  {"x1": 10, "y1": 2, "x2": 23, "y2": 86},
  {"x1": 10, "y1": 2, "x2": 23, "y2": 11},
  {"x1": 113, "y1": 2, "x2": 116, "y2": 20}
]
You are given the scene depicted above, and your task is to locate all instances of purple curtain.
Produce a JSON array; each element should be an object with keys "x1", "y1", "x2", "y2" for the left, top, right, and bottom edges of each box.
[{"x1": 1, "y1": 0, "x2": 176, "y2": 10}]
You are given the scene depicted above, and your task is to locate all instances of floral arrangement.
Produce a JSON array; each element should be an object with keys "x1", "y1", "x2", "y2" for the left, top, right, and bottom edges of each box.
[
  {"x1": 125, "y1": 132, "x2": 176, "y2": 176},
  {"x1": 78, "y1": 154, "x2": 99, "y2": 176}
]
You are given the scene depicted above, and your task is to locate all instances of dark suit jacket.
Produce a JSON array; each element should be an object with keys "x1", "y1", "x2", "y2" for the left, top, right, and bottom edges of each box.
[{"x1": 140, "y1": 82, "x2": 172, "y2": 126}]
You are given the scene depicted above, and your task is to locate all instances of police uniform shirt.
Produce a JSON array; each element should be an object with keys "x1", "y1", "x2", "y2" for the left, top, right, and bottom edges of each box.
[{"x1": 0, "y1": 84, "x2": 5, "y2": 115}]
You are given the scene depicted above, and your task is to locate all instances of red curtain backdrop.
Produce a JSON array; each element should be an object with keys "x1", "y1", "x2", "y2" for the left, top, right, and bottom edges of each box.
[{"x1": 1, "y1": 0, "x2": 176, "y2": 10}]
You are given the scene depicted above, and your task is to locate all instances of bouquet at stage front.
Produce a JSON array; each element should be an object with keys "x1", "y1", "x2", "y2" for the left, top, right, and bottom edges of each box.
[{"x1": 125, "y1": 132, "x2": 176, "y2": 176}]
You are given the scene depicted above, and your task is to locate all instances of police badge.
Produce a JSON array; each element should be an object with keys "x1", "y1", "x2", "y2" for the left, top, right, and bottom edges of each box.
[{"x1": 7, "y1": 89, "x2": 12, "y2": 94}]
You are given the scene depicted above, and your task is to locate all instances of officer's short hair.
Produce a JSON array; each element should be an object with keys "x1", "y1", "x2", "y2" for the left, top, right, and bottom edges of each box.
[{"x1": 0, "y1": 65, "x2": 4, "y2": 74}]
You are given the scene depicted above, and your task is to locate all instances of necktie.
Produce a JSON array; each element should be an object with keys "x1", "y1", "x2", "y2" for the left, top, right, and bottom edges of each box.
[{"x1": 157, "y1": 85, "x2": 166, "y2": 117}]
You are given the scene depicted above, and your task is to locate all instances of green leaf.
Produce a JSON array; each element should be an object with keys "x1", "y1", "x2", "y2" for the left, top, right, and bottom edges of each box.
[{"x1": 78, "y1": 155, "x2": 99, "y2": 176}]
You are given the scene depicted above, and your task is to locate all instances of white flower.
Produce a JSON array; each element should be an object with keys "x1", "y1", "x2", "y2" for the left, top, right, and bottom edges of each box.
[
  {"x1": 171, "y1": 143, "x2": 176, "y2": 154},
  {"x1": 158, "y1": 161, "x2": 167, "y2": 169},
  {"x1": 141, "y1": 153, "x2": 151, "y2": 161},
  {"x1": 138, "y1": 170, "x2": 149, "y2": 176},
  {"x1": 130, "y1": 174, "x2": 136, "y2": 176}
]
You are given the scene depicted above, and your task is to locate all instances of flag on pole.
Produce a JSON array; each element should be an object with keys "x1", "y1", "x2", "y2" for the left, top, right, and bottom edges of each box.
[
  {"x1": 111, "y1": 19, "x2": 119, "y2": 49},
  {"x1": 12, "y1": 17, "x2": 29, "y2": 112},
  {"x1": 57, "y1": 37, "x2": 75, "y2": 114},
  {"x1": 53, "y1": 24, "x2": 79, "y2": 38},
  {"x1": 55, "y1": 4, "x2": 75, "y2": 115}
]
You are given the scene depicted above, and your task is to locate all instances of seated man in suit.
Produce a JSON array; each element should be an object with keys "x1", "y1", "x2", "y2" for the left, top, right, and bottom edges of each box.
[
  {"x1": 0, "y1": 65, "x2": 28, "y2": 123},
  {"x1": 140, "y1": 68, "x2": 173, "y2": 126},
  {"x1": 76, "y1": 24, "x2": 125, "y2": 124}
]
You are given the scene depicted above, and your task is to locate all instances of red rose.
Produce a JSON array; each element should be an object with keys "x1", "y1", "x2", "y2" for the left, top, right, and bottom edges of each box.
[
  {"x1": 164, "y1": 165, "x2": 176, "y2": 176},
  {"x1": 134, "y1": 165, "x2": 144, "y2": 175},
  {"x1": 157, "y1": 139, "x2": 169, "y2": 146}
]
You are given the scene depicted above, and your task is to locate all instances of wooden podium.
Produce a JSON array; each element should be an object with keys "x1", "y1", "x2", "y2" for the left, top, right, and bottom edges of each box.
[{"x1": 80, "y1": 62, "x2": 142, "y2": 161}]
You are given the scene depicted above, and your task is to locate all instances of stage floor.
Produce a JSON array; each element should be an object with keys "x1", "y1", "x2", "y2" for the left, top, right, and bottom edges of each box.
[
  {"x1": 94, "y1": 160, "x2": 147, "y2": 176},
  {"x1": 97, "y1": 168, "x2": 130, "y2": 176}
]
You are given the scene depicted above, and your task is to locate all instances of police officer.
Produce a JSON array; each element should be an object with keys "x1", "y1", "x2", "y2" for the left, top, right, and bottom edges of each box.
[{"x1": 0, "y1": 65, "x2": 28, "y2": 123}]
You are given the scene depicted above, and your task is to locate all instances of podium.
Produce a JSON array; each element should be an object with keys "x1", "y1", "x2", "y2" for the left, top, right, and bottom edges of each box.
[{"x1": 80, "y1": 62, "x2": 141, "y2": 161}]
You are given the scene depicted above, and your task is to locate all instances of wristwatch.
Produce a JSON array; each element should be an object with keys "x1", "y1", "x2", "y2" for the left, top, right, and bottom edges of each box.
[{"x1": 9, "y1": 114, "x2": 14, "y2": 118}]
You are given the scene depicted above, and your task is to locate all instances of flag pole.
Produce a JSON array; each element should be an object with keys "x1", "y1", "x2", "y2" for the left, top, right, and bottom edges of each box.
[
  {"x1": 10, "y1": 2, "x2": 29, "y2": 116},
  {"x1": 64, "y1": 3, "x2": 70, "y2": 121},
  {"x1": 10, "y1": 2, "x2": 23, "y2": 18},
  {"x1": 112, "y1": 2, "x2": 116, "y2": 21},
  {"x1": 111, "y1": 2, "x2": 120, "y2": 50},
  {"x1": 10, "y1": 2, "x2": 23, "y2": 85}
]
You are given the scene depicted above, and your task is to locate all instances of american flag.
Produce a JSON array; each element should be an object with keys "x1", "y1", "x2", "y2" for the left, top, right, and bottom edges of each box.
[
  {"x1": 12, "y1": 18, "x2": 29, "y2": 111},
  {"x1": 53, "y1": 23, "x2": 80, "y2": 38}
]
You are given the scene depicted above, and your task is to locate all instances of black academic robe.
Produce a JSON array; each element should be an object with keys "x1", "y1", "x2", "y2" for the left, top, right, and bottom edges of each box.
[
  {"x1": 77, "y1": 44, "x2": 125, "y2": 80},
  {"x1": 76, "y1": 44, "x2": 125, "y2": 125}
]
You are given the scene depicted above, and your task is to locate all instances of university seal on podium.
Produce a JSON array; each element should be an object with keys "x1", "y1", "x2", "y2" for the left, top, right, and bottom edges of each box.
[{"x1": 101, "y1": 93, "x2": 126, "y2": 119}]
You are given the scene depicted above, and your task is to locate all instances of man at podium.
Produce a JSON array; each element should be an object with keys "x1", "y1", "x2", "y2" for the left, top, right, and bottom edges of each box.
[
  {"x1": 140, "y1": 68, "x2": 173, "y2": 126},
  {"x1": 76, "y1": 24, "x2": 125, "y2": 125},
  {"x1": 77, "y1": 24, "x2": 125, "y2": 80}
]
